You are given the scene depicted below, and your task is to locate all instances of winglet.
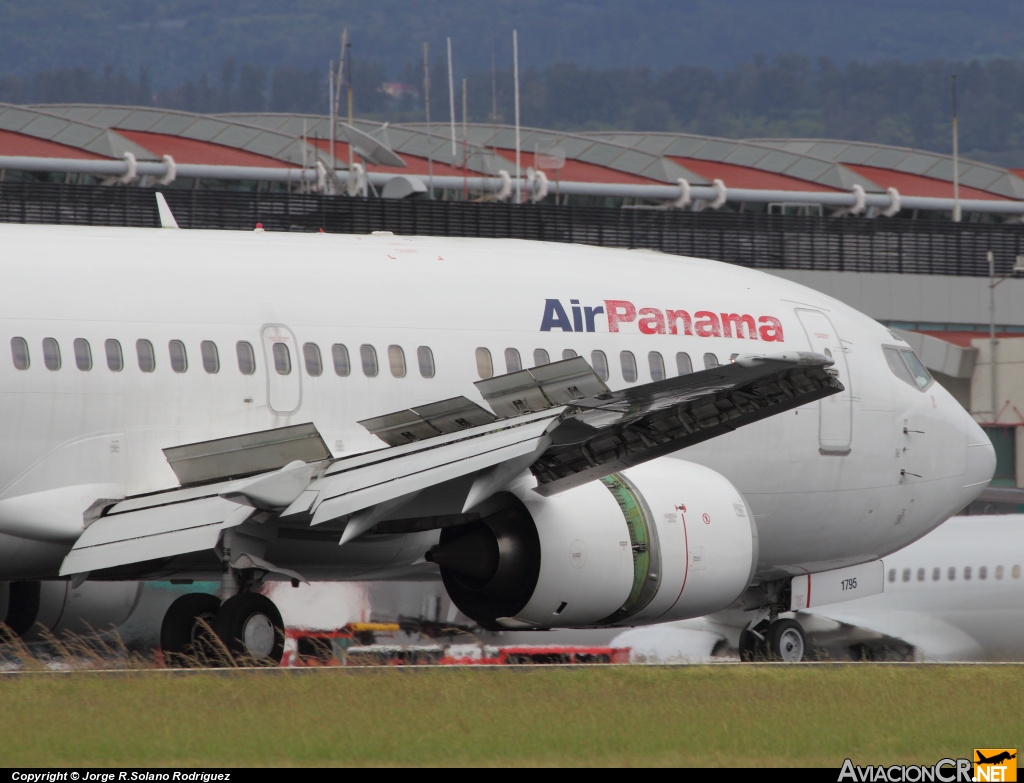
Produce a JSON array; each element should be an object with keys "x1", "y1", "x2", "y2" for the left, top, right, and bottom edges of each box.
[{"x1": 155, "y1": 192, "x2": 179, "y2": 229}]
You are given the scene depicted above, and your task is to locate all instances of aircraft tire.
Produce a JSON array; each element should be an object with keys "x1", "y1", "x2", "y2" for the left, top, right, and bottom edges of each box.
[
  {"x1": 214, "y1": 592, "x2": 284, "y2": 666},
  {"x1": 738, "y1": 625, "x2": 767, "y2": 661},
  {"x1": 160, "y1": 593, "x2": 222, "y2": 668},
  {"x1": 766, "y1": 618, "x2": 806, "y2": 662}
]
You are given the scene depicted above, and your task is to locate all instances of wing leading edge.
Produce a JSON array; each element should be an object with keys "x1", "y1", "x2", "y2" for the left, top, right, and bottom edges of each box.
[{"x1": 59, "y1": 353, "x2": 840, "y2": 578}]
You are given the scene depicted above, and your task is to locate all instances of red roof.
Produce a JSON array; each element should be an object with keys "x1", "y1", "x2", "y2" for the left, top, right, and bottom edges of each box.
[
  {"x1": 670, "y1": 157, "x2": 840, "y2": 192},
  {"x1": 917, "y1": 330, "x2": 1021, "y2": 348},
  {"x1": 494, "y1": 149, "x2": 661, "y2": 184},
  {"x1": 846, "y1": 165, "x2": 1009, "y2": 200},
  {"x1": 0, "y1": 129, "x2": 106, "y2": 159},
  {"x1": 115, "y1": 129, "x2": 292, "y2": 168}
]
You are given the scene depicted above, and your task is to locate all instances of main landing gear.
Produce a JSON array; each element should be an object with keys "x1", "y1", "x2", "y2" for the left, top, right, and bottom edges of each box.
[
  {"x1": 160, "y1": 590, "x2": 285, "y2": 667},
  {"x1": 739, "y1": 616, "x2": 807, "y2": 662}
]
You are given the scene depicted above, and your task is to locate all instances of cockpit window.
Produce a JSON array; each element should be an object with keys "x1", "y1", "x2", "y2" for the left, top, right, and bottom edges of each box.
[
  {"x1": 900, "y1": 350, "x2": 933, "y2": 390},
  {"x1": 883, "y1": 346, "x2": 933, "y2": 391}
]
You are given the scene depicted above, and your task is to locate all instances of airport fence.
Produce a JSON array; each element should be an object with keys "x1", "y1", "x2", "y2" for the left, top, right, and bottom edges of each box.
[{"x1": 1, "y1": 181, "x2": 1023, "y2": 278}]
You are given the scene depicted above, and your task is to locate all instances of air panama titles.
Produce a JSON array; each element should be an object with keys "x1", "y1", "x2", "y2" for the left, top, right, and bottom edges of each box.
[{"x1": 540, "y1": 299, "x2": 785, "y2": 342}]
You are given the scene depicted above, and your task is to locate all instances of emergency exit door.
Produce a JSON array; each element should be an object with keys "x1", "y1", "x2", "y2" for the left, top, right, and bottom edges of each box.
[{"x1": 261, "y1": 323, "x2": 302, "y2": 415}]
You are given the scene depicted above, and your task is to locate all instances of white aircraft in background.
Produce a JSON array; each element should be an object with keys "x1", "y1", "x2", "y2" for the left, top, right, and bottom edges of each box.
[
  {"x1": 613, "y1": 515, "x2": 1024, "y2": 662},
  {"x1": 0, "y1": 209, "x2": 994, "y2": 664}
]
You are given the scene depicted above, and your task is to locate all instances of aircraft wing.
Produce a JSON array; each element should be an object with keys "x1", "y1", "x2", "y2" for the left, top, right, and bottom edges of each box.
[{"x1": 60, "y1": 353, "x2": 840, "y2": 578}]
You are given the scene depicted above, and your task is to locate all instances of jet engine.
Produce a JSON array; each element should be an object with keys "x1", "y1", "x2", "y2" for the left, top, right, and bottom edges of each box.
[
  {"x1": 0, "y1": 580, "x2": 143, "y2": 640},
  {"x1": 427, "y1": 460, "x2": 758, "y2": 630}
]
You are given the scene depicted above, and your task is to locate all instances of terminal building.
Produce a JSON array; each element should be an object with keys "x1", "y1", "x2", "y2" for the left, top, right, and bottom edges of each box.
[{"x1": 1, "y1": 102, "x2": 1023, "y2": 505}]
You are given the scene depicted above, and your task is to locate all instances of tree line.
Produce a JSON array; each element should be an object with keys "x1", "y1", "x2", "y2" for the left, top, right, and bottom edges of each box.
[{"x1": 3, "y1": 55, "x2": 1023, "y2": 166}]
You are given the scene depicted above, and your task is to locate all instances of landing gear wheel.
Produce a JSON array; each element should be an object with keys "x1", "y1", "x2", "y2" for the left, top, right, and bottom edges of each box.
[
  {"x1": 766, "y1": 618, "x2": 806, "y2": 662},
  {"x1": 739, "y1": 622, "x2": 768, "y2": 661},
  {"x1": 214, "y1": 592, "x2": 284, "y2": 666},
  {"x1": 160, "y1": 593, "x2": 222, "y2": 667}
]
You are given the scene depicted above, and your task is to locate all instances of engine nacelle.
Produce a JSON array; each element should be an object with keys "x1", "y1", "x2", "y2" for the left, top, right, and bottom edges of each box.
[
  {"x1": 0, "y1": 580, "x2": 143, "y2": 640},
  {"x1": 429, "y1": 460, "x2": 758, "y2": 630}
]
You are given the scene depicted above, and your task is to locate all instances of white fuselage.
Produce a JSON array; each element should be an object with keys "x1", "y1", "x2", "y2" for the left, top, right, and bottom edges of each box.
[
  {"x1": 0, "y1": 224, "x2": 993, "y2": 582},
  {"x1": 835, "y1": 515, "x2": 1024, "y2": 660}
]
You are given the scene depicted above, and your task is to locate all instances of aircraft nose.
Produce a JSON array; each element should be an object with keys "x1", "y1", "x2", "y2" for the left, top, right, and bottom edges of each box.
[{"x1": 962, "y1": 414, "x2": 996, "y2": 504}]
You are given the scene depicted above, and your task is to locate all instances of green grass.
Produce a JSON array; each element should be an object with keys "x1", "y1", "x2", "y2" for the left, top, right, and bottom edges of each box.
[{"x1": 0, "y1": 665, "x2": 1019, "y2": 767}]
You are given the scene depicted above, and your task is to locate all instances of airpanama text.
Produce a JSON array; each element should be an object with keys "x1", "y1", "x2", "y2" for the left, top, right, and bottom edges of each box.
[{"x1": 540, "y1": 299, "x2": 785, "y2": 342}]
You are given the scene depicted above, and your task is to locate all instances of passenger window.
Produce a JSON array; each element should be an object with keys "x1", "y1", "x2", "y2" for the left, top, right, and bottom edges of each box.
[
  {"x1": 273, "y1": 343, "x2": 292, "y2": 375},
  {"x1": 676, "y1": 352, "x2": 692, "y2": 376},
  {"x1": 591, "y1": 350, "x2": 609, "y2": 382},
  {"x1": 996, "y1": 565, "x2": 1005, "y2": 580},
  {"x1": 303, "y1": 343, "x2": 323, "y2": 377},
  {"x1": 649, "y1": 351, "x2": 666, "y2": 381},
  {"x1": 74, "y1": 338, "x2": 92, "y2": 371},
  {"x1": 901, "y1": 568, "x2": 910, "y2": 582},
  {"x1": 169, "y1": 340, "x2": 188, "y2": 373},
  {"x1": 236, "y1": 341, "x2": 256, "y2": 375},
  {"x1": 105, "y1": 339, "x2": 123, "y2": 372},
  {"x1": 887, "y1": 568, "x2": 896, "y2": 583},
  {"x1": 932, "y1": 567, "x2": 940, "y2": 581},
  {"x1": 42, "y1": 338, "x2": 60, "y2": 371},
  {"x1": 703, "y1": 353, "x2": 720, "y2": 369},
  {"x1": 562, "y1": 349, "x2": 577, "y2": 360},
  {"x1": 136, "y1": 339, "x2": 155, "y2": 373},
  {"x1": 916, "y1": 568, "x2": 925, "y2": 582},
  {"x1": 505, "y1": 348, "x2": 522, "y2": 373},
  {"x1": 475, "y1": 348, "x2": 493, "y2": 379},
  {"x1": 964, "y1": 566, "x2": 972, "y2": 580},
  {"x1": 201, "y1": 341, "x2": 220, "y2": 374},
  {"x1": 1014, "y1": 565, "x2": 1022, "y2": 579},
  {"x1": 10, "y1": 337, "x2": 29, "y2": 370},
  {"x1": 388, "y1": 345, "x2": 406, "y2": 378},
  {"x1": 979, "y1": 566, "x2": 987, "y2": 580},
  {"x1": 620, "y1": 351, "x2": 637, "y2": 383},
  {"x1": 534, "y1": 349, "x2": 550, "y2": 367},
  {"x1": 417, "y1": 346, "x2": 435, "y2": 378},
  {"x1": 331, "y1": 344, "x2": 350, "y2": 377},
  {"x1": 948, "y1": 566, "x2": 956, "y2": 581},
  {"x1": 360, "y1": 344, "x2": 378, "y2": 377}
]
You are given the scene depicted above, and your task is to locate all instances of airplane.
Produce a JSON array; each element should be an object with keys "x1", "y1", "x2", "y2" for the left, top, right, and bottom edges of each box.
[
  {"x1": 612, "y1": 514, "x2": 1024, "y2": 662},
  {"x1": 0, "y1": 211, "x2": 994, "y2": 665},
  {"x1": 977, "y1": 752, "x2": 1016, "y2": 765}
]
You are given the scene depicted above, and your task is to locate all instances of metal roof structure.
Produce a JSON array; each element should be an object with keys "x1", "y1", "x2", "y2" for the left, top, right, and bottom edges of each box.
[{"x1": 0, "y1": 103, "x2": 1023, "y2": 219}]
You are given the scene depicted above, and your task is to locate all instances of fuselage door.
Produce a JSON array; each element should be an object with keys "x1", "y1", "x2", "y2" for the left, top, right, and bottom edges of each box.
[
  {"x1": 260, "y1": 324, "x2": 302, "y2": 415},
  {"x1": 796, "y1": 309, "x2": 852, "y2": 455}
]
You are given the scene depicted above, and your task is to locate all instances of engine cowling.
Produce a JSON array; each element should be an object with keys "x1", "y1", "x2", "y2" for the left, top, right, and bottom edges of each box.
[
  {"x1": 428, "y1": 460, "x2": 758, "y2": 630},
  {"x1": 0, "y1": 580, "x2": 143, "y2": 640}
]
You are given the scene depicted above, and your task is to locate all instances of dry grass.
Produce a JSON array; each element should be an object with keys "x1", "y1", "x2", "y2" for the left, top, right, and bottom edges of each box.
[{"x1": 0, "y1": 663, "x2": 1018, "y2": 767}]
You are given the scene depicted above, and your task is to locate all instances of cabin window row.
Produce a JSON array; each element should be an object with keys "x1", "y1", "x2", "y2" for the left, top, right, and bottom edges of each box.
[
  {"x1": 474, "y1": 347, "x2": 728, "y2": 381},
  {"x1": 887, "y1": 564, "x2": 1022, "y2": 583},
  {"x1": 11, "y1": 337, "x2": 436, "y2": 380},
  {"x1": 313, "y1": 344, "x2": 435, "y2": 379}
]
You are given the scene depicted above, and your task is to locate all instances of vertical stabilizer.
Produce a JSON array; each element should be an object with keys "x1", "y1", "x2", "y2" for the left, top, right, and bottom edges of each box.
[{"x1": 155, "y1": 192, "x2": 179, "y2": 229}]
